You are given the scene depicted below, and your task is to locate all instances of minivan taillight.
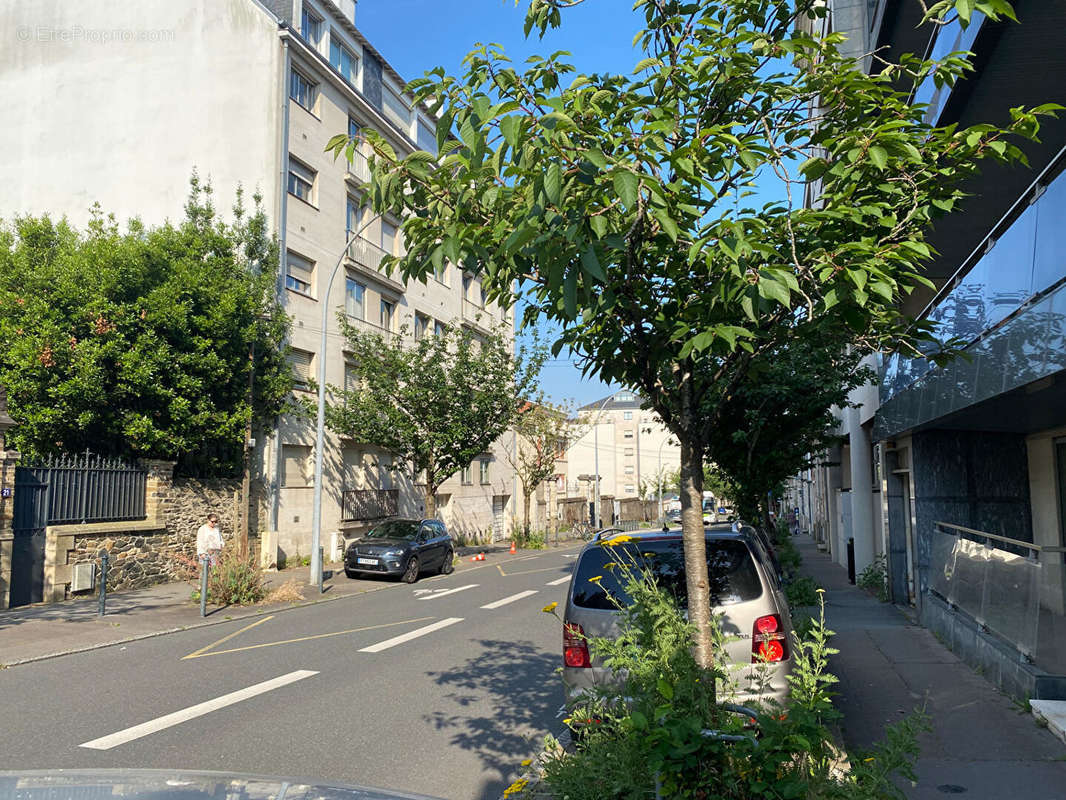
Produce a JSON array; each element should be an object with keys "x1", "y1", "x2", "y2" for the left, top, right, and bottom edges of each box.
[
  {"x1": 752, "y1": 614, "x2": 789, "y2": 663},
  {"x1": 564, "y1": 622, "x2": 591, "y2": 668}
]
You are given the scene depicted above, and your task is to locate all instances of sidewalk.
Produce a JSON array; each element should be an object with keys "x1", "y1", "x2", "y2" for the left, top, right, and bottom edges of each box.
[
  {"x1": 796, "y1": 534, "x2": 1066, "y2": 799},
  {"x1": 0, "y1": 537, "x2": 581, "y2": 667}
]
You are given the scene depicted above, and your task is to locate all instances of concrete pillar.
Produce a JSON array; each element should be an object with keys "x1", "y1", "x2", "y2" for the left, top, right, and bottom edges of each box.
[
  {"x1": 0, "y1": 387, "x2": 18, "y2": 610},
  {"x1": 847, "y1": 406, "x2": 876, "y2": 575}
]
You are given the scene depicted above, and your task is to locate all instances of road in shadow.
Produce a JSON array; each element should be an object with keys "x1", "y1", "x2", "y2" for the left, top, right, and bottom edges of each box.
[{"x1": 423, "y1": 638, "x2": 563, "y2": 799}]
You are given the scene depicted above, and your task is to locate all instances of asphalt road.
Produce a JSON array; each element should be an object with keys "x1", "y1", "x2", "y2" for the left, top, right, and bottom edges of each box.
[{"x1": 0, "y1": 545, "x2": 585, "y2": 800}]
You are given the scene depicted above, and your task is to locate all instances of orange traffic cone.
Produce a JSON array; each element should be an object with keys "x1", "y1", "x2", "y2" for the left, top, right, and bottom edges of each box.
[
  {"x1": 470, "y1": 554, "x2": 478, "y2": 562},
  {"x1": 509, "y1": 540, "x2": 517, "y2": 555},
  {"x1": 478, "y1": 552, "x2": 486, "y2": 561}
]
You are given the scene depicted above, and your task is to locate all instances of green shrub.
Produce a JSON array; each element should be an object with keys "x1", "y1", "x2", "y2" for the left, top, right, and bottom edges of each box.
[
  {"x1": 858, "y1": 553, "x2": 889, "y2": 602},
  {"x1": 785, "y1": 575, "x2": 821, "y2": 608},
  {"x1": 207, "y1": 550, "x2": 266, "y2": 605},
  {"x1": 520, "y1": 557, "x2": 924, "y2": 799},
  {"x1": 515, "y1": 528, "x2": 547, "y2": 549}
]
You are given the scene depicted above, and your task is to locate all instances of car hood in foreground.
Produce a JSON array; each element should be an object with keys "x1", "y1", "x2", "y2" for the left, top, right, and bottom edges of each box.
[
  {"x1": 348, "y1": 537, "x2": 411, "y2": 550},
  {"x1": 0, "y1": 769, "x2": 446, "y2": 800}
]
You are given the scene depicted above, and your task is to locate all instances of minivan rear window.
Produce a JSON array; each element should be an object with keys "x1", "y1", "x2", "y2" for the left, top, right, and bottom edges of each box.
[{"x1": 571, "y1": 538, "x2": 762, "y2": 610}]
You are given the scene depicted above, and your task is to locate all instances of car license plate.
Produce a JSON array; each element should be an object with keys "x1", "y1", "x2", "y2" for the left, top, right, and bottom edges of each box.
[{"x1": 356, "y1": 557, "x2": 378, "y2": 566}]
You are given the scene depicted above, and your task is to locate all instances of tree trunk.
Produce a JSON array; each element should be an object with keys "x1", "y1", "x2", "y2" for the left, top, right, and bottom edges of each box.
[
  {"x1": 424, "y1": 482, "x2": 437, "y2": 519},
  {"x1": 523, "y1": 489, "x2": 532, "y2": 537},
  {"x1": 679, "y1": 438, "x2": 715, "y2": 682}
]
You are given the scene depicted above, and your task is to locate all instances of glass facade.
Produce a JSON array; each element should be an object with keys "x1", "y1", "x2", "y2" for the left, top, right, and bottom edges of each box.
[
  {"x1": 882, "y1": 165, "x2": 1066, "y2": 404},
  {"x1": 912, "y1": 11, "x2": 985, "y2": 124}
]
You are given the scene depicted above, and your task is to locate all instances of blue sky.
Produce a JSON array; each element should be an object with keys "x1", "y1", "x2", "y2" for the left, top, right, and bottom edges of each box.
[{"x1": 355, "y1": 0, "x2": 644, "y2": 406}]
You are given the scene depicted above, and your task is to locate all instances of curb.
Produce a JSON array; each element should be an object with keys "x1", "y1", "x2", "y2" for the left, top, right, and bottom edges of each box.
[{"x1": 0, "y1": 545, "x2": 569, "y2": 668}]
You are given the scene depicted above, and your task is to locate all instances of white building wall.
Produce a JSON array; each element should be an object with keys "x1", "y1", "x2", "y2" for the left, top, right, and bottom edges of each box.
[{"x1": 0, "y1": 0, "x2": 283, "y2": 228}]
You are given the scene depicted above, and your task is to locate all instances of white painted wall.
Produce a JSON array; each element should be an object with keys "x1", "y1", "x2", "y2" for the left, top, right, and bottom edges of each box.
[{"x1": 0, "y1": 0, "x2": 283, "y2": 228}]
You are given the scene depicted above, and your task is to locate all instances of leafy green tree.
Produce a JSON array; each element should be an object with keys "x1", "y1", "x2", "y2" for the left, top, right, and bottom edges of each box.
[
  {"x1": 507, "y1": 399, "x2": 581, "y2": 537},
  {"x1": 0, "y1": 177, "x2": 290, "y2": 475},
  {"x1": 329, "y1": 0, "x2": 1051, "y2": 673},
  {"x1": 324, "y1": 321, "x2": 543, "y2": 517},
  {"x1": 707, "y1": 328, "x2": 871, "y2": 529}
]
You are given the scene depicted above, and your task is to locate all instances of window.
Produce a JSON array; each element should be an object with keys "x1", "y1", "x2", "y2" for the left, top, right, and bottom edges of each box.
[
  {"x1": 289, "y1": 69, "x2": 316, "y2": 111},
  {"x1": 344, "y1": 361, "x2": 361, "y2": 395},
  {"x1": 346, "y1": 196, "x2": 364, "y2": 237},
  {"x1": 329, "y1": 37, "x2": 358, "y2": 86},
  {"x1": 624, "y1": 411, "x2": 633, "y2": 420},
  {"x1": 624, "y1": 466, "x2": 635, "y2": 475},
  {"x1": 624, "y1": 447, "x2": 634, "y2": 457},
  {"x1": 625, "y1": 485, "x2": 635, "y2": 495},
  {"x1": 414, "y1": 312, "x2": 430, "y2": 340},
  {"x1": 623, "y1": 429, "x2": 634, "y2": 440},
  {"x1": 417, "y1": 119, "x2": 438, "y2": 155},
  {"x1": 380, "y1": 299, "x2": 395, "y2": 331},
  {"x1": 617, "y1": 392, "x2": 634, "y2": 402},
  {"x1": 434, "y1": 262, "x2": 448, "y2": 285},
  {"x1": 382, "y1": 85, "x2": 410, "y2": 129},
  {"x1": 348, "y1": 117, "x2": 361, "y2": 142},
  {"x1": 285, "y1": 251, "x2": 314, "y2": 296},
  {"x1": 287, "y1": 157, "x2": 316, "y2": 204},
  {"x1": 345, "y1": 277, "x2": 365, "y2": 319},
  {"x1": 462, "y1": 273, "x2": 473, "y2": 300},
  {"x1": 461, "y1": 465, "x2": 472, "y2": 484},
  {"x1": 381, "y1": 220, "x2": 397, "y2": 254},
  {"x1": 434, "y1": 320, "x2": 447, "y2": 337},
  {"x1": 287, "y1": 349, "x2": 314, "y2": 388},
  {"x1": 282, "y1": 445, "x2": 313, "y2": 487},
  {"x1": 479, "y1": 459, "x2": 491, "y2": 485},
  {"x1": 301, "y1": 6, "x2": 323, "y2": 46}
]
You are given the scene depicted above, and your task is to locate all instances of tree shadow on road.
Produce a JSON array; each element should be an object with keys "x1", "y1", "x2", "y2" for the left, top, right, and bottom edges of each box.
[{"x1": 423, "y1": 637, "x2": 563, "y2": 798}]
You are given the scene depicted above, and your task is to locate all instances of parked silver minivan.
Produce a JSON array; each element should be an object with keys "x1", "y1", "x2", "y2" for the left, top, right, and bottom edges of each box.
[{"x1": 562, "y1": 524, "x2": 794, "y2": 707}]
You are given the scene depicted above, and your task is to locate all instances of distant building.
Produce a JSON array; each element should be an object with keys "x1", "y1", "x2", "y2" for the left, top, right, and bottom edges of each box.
[{"x1": 567, "y1": 391, "x2": 680, "y2": 508}]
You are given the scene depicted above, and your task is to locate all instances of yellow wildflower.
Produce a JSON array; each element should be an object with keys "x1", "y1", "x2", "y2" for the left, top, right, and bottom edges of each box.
[
  {"x1": 864, "y1": 757, "x2": 875, "y2": 763},
  {"x1": 816, "y1": 588, "x2": 826, "y2": 594},
  {"x1": 605, "y1": 534, "x2": 633, "y2": 545},
  {"x1": 589, "y1": 575, "x2": 603, "y2": 583},
  {"x1": 503, "y1": 778, "x2": 529, "y2": 798},
  {"x1": 521, "y1": 759, "x2": 533, "y2": 767},
  {"x1": 602, "y1": 562, "x2": 617, "y2": 570},
  {"x1": 541, "y1": 601, "x2": 558, "y2": 613}
]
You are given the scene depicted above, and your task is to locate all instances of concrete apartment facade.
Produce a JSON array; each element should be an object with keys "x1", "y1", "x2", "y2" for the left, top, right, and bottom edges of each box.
[
  {"x1": 795, "y1": 0, "x2": 1066, "y2": 700},
  {"x1": 567, "y1": 391, "x2": 681, "y2": 515},
  {"x1": 0, "y1": 0, "x2": 517, "y2": 561}
]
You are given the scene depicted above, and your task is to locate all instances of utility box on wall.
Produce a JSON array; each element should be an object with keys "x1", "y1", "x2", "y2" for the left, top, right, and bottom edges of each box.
[{"x1": 71, "y1": 562, "x2": 95, "y2": 593}]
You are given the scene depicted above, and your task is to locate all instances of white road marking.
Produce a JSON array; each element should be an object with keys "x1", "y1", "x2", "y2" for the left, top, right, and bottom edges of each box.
[
  {"x1": 481, "y1": 590, "x2": 539, "y2": 609},
  {"x1": 546, "y1": 576, "x2": 572, "y2": 586},
  {"x1": 415, "y1": 584, "x2": 478, "y2": 600},
  {"x1": 564, "y1": 554, "x2": 578, "y2": 559},
  {"x1": 358, "y1": 617, "x2": 464, "y2": 652},
  {"x1": 79, "y1": 670, "x2": 318, "y2": 750}
]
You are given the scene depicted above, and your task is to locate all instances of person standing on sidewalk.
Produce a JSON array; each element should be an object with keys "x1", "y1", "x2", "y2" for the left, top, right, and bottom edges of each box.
[{"x1": 196, "y1": 513, "x2": 224, "y2": 566}]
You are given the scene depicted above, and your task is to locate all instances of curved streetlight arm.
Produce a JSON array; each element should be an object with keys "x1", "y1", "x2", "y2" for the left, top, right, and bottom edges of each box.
[{"x1": 309, "y1": 213, "x2": 383, "y2": 584}]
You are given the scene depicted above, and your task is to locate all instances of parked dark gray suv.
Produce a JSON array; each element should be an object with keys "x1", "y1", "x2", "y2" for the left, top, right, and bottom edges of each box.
[{"x1": 344, "y1": 518, "x2": 454, "y2": 583}]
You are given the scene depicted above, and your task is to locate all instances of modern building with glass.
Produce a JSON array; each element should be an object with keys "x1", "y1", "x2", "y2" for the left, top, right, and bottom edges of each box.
[{"x1": 797, "y1": 0, "x2": 1066, "y2": 699}]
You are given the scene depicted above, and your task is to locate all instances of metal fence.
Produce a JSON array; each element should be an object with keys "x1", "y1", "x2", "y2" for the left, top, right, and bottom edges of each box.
[
  {"x1": 341, "y1": 488, "x2": 399, "y2": 522},
  {"x1": 25, "y1": 450, "x2": 147, "y2": 525}
]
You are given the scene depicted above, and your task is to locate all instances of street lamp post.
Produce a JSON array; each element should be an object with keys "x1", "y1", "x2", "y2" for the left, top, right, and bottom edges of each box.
[
  {"x1": 309, "y1": 213, "x2": 382, "y2": 585},
  {"x1": 657, "y1": 437, "x2": 676, "y2": 521},
  {"x1": 591, "y1": 395, "x2": 613, "y2": 528}
]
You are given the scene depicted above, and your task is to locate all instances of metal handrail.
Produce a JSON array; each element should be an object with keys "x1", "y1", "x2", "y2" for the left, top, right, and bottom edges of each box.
[{"x1": 934, "y1": 521, "x2": 1043, "y2": 554}]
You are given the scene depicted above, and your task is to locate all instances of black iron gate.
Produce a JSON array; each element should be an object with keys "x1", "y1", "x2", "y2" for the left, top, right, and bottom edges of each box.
[{"x1": 11, "y1": 466, "x2": 48, "y2": 607}]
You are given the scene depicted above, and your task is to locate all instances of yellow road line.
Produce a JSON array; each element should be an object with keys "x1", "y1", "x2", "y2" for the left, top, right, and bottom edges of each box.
[
  {"x1": 182, "y1": 616, "x2": 435, "y2": 660},
  {"x1": 182, "y1": 615, "x2": 275, "y2": 660}
]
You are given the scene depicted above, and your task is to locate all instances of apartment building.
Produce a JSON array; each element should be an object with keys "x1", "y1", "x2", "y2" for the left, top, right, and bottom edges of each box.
[
  {"x1": 567, "y1": 391, "x2": 681, "y2": 511},
  {"x1": 0, "y1": 0, "x2": 517, "y2": 560},
  {"x1": 796, "y1": 0, "x2": 1066, "y2": 700}
]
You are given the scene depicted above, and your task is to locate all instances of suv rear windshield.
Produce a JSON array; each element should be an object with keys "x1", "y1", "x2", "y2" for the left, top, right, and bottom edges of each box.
[{"x1": 571, "y1": 538, "x2": 762, "y2": 610}]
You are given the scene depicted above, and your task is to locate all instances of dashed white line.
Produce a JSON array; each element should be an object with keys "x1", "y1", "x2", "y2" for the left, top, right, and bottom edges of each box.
[
  {"x1": 415, "y1": 584, "x2": 479, "y2": 599},
  {"x1": 546, "y1": 576, "x2": 571, "y2": 586},
  {"x1": 79, "y1": 670, "x2": 319, "y2": 750},
  {"x1": 358, "y1": 617, "x2": 464, "y2": 652},
  {"x1": 481, "y1": 590, "x2": 539, "y2": 609}
]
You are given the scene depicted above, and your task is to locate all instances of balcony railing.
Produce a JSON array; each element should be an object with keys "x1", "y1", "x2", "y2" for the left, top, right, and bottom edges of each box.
[
  {"x1": 345, "y1": 149, "x2": 371, "y2": 183},
  {"x1": 346, "y1": 232, "x2": 388, "y2": 272},
  {"x1": 928, "y1": 521, "x2": 1066, "y2": 672},
  {"x1": 341, "y1": 488, "x2": 398, "y2": 521}
]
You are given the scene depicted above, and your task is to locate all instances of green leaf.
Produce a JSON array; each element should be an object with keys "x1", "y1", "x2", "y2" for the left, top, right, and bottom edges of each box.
[
  {"x1": 650, "y1": 207, "x2": 679, "y2": 242},
  {"x1": 563, "y1": 267, "x2": 577, "y2": 319},
  {"x1": 500, "y1": 115, "x2": 522, "y2": 149},
  {"x1": 545, "y1": 163, "x2": 563, "y2": 205},
  {"x1": 580, "y1": 245, "x2": 606, "y2": 282},
  {"x1": 657, "y1": 677, "x2": 674, "y2": 700},
  {"x1": 613, "y1": 170, "x2": 639, "y2": 208},
  {"x1": 758, "y1": 277, "x2": 791, "y2": 307},
  {"x1": 589, "y1": 215, "x2": 608, "y2": 238},
  {"x1": 868, "y1": 145, "x2": 888, "y2": 171}
]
